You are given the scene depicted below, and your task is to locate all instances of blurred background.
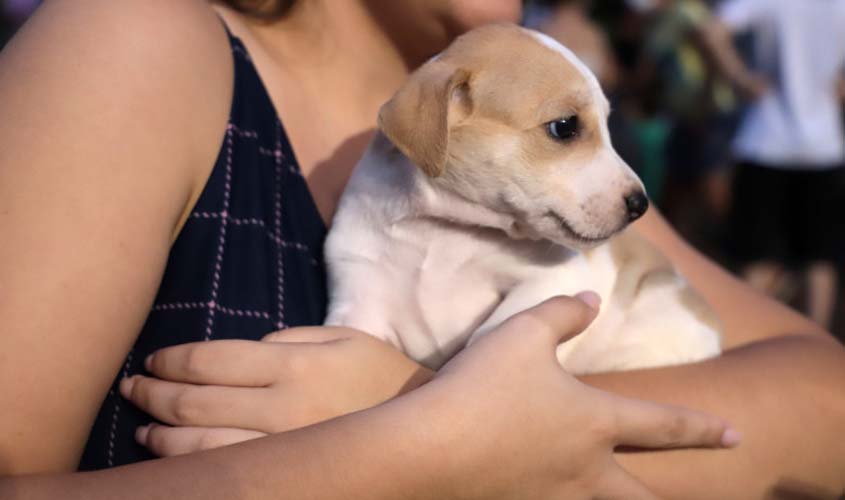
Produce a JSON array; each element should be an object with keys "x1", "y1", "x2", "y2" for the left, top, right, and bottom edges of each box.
[{"x1": 3, "y1": 0, "x2": 843, "y2": 340}]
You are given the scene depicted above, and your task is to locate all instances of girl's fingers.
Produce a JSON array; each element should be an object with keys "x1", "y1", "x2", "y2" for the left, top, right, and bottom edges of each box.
[
  {"x1": 138, "y1": 424, "x2": 266, "y2": 457},
  {"x1": 261, "y1": 326, "x2": 359, "y2": 343},
  {"x1": 607, "y1": 394, "x2": 739, "y2": 450},
  {"x1": 145, "y1": 329, "x2": 365, "y2": 387},
  {"x1": 120, "y1": 375, "x2": 279, "y2": 431},
  {"x1": 144, "y1": 340, "x2": 285, "y2": 387},
  {"x1": 594, "y1": 462, "x2": 661, "y2": 500}
]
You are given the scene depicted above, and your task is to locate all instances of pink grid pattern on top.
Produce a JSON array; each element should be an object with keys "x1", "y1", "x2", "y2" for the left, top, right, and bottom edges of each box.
[
  {"x1": 107, "y1": 352, "x2": 133, "y2": 468},
  {"x1": 272, "y1": 122, "x2": 287, "y2": 330},
  {"x1": 145, "y1": 122, "x2": 306, "y2": 331},
  {"x1": 91, "y1": 28, "x2": 335, "y2": 471},
  {"x1": 104, "y1": 116, "x2": 309, "y2": 460}
]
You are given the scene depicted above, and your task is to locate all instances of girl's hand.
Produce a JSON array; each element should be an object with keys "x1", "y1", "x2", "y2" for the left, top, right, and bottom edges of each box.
[
  {"x1": 408, "y1": 293, "x2": 740, "y2": 499},
  {"x1": 120, "y1": 327, "x2": 432, "y2": 456},
  {"x1": 122, "y1": 292, "x2": 739, "y2": 498}
]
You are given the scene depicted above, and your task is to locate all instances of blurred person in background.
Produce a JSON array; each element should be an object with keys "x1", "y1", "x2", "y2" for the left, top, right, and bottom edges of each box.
[
  {"x1": 533, "y1": 0, "x2": 620, "y2": 89},
  {"x1": 620, "y1": 0, "x2": 741, "y2": 257},
  {"x1": 577, "y1": 0, "x2": 725, "y2": 217},
  {"x1": 3, "y1": 1, "x2": 845, "y2": 498},
  {"x1": 699, "y1": 0, "x2": 845, "y2": 330}
]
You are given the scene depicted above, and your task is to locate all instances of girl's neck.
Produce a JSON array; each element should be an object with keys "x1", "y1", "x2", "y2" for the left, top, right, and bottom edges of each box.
[
  {"x1": 212, "y1": 1, "x2": 452, "y2": 224},
  {"x1": 245, "y1": 1, "x2": 445, "y2": 120}
]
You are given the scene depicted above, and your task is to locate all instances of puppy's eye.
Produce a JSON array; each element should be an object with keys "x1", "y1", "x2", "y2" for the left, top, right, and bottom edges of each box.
[{"x1": 547, "y1": 116, "x2": 580, "y2": 141}]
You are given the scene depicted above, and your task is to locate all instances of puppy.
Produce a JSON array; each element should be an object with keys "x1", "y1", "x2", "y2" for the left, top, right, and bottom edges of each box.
[{"x1": 324, "y1": 24, "x2": 721, "y2": 374}]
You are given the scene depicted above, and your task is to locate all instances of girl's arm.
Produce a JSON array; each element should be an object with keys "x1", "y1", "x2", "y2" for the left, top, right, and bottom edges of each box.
[
  {"x1": 121, "y1": 215, "x2": 845, "y2": 499},
  {"x1": 0, "y1": 0, "x2": 232, "y2": 472},
  {"x1": 581, "y1": 211, "x2": 845, "y2": 498},
  {"x1": 1, "y1": 296, "x2": 735, "y2": 500}
]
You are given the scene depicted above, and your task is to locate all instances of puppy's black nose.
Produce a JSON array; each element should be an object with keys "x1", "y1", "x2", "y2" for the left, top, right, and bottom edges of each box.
[{"x1": 624, "y1": 191, "x2": 649, "y2": 222}]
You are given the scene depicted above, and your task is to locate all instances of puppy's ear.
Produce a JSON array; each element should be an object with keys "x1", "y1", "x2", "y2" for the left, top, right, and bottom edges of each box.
[{"x1": 378, "y1": 61, "x2": 471, "y2": 177}]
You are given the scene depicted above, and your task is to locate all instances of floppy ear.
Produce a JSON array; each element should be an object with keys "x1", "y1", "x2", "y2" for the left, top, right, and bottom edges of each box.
[{"x1": 378, "y1": 61, "x2": 471, "y2": 177}]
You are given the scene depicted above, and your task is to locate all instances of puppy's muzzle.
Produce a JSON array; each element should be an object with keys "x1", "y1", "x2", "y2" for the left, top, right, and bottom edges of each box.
[{"x1": 624, "y1": 191, "x2": 649, "y2": 222}]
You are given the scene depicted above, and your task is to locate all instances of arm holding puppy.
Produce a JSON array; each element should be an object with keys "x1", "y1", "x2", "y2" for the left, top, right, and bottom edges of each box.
[
  {"x1": 129, "y1": 210, "x2": 845, "y2": 499},
  {"x1": 2, "y1": 297, "x2": 736, "y2": 500},
  {"x1": 582, "y1": 210, "x2": 845, "y2": 499}
]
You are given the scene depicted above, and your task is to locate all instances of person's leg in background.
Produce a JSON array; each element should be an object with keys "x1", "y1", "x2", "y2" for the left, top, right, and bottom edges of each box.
[
  {"x1": 728, "y1": 162, "x2": 792, "y2": 298},
  {"x1": 807, "y1": 262, "x2": 838, "y2": 328},
  {"x1": 793, "y1": 167, "x2": 844, "y2": 330},
  {"x1": 743, "y1": 262, "x2": 785, "y2": 296},
  {"x1": 661, "y1": 108, "x2": 737, "y2": 260},
  {"x1": 834, "y1": 167, "x2": 845, "y2": 339},
  {"x1": 701, "y1": 110, "x2": 743, "y2": 221}
]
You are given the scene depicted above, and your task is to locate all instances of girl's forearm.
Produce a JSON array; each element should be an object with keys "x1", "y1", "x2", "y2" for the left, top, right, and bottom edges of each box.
[
  {"x1": 584, "y1": 334, "x2": 845, "y2": 499},
  {"x1": 632, "y1": 210, "x2": 828, "y2": 347},
  {"x1": 0, "y1": 394, "x2": 445, "y2": 500}
]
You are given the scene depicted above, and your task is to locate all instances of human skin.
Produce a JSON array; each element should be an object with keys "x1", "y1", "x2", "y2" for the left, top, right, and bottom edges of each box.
[
  {"x1": 124, "y1": 210, "x2": 845, "y2": 499},
  {"x1": 592, "y1": 210, "x2": 845, "y2": 498},
  {"x1": 0, "y1": 0, "x2": 844, "y2": 498},
  {"x1": 1, "y1": 295, "x2": 742, "y2": 500},
  {"x1": 697, "y1": 15, "x2": 769, "y2": 100}
]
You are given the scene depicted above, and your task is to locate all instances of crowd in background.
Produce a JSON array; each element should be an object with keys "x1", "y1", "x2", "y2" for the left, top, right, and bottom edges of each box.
[{"x1": 3, "y1": 0, "x2": 844, "y2": 339}]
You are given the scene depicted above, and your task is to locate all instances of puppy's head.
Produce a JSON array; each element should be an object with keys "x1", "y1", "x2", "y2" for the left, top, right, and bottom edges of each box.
[{"x1": 379, "y1": 24, "x2": 647, "y2": 249}]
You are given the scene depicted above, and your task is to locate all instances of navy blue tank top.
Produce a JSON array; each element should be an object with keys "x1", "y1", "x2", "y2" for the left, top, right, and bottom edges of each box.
[{"x1": 79, "y1": 27, "x2": 328, "y2": 470}]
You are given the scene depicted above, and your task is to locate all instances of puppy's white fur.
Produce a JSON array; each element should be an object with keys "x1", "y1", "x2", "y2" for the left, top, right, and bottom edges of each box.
[{"x1": 324, "y1": 25, "x2": 720, "y2": 373}]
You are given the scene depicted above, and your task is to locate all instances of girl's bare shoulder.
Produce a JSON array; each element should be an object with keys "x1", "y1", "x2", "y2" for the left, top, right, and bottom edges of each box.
[
  {"x1": 0, "y1": 0, "x2": 236, "y2": 473},
  {"x1": 3, "y1": 0, "x2": 236, "y2": 170}
]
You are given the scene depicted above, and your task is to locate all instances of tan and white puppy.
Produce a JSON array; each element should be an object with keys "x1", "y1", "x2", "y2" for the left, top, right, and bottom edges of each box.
[{"x1": 324, "y1": 24, "x2": 721, "y2": 374}]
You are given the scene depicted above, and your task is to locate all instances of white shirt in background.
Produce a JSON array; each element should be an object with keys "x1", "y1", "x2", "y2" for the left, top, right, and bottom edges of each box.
[{"x1": 718, "y1": 0, "x2": 845, "y2": 168}]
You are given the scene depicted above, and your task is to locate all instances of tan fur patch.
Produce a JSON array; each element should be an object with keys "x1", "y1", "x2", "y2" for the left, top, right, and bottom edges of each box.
[
  {"x1": 608, "y1": 231, "x2": 723, "y2": 333},
  {"x1": 378, "y1": 63, "x2": 471, "y2": 177},
  {"x1": 677, "y1": 286, "x2": 724, "y2": 338},
  {"x1": 380, "y1": 24, "x2": 608, "y2": 177},
  {"x1": 440, "y1": 25, "x2": 605, "y2": 169},
  {"x1": 607, "y1": 231, "x2": 674, "y2": 306}
]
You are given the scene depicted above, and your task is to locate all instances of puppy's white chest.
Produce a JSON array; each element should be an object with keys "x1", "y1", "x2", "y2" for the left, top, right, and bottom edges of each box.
[
  {"x1": 326, "y1": 209, "x2": 721, "y2": 373},
  {"x1": 327, "y1": 220, "x2": 528, "y2": 367}
]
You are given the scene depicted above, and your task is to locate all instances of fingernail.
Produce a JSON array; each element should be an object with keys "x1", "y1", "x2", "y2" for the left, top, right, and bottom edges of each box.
[
  {"x1": 574, "y1": 291, "x2": 602, "y2": 310},
  {"x1": 119, "y1": 376, "x2": 135, "y2": 398},
  {"x1": 721, "y1": 428, "x2": 742, "y2": 448},
  {"x1": 144, "y1": 354, "x2": 153, "y2": 371},
  {"x1": 135, "y1": 425, "x2": 150, "y2": 445}
]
